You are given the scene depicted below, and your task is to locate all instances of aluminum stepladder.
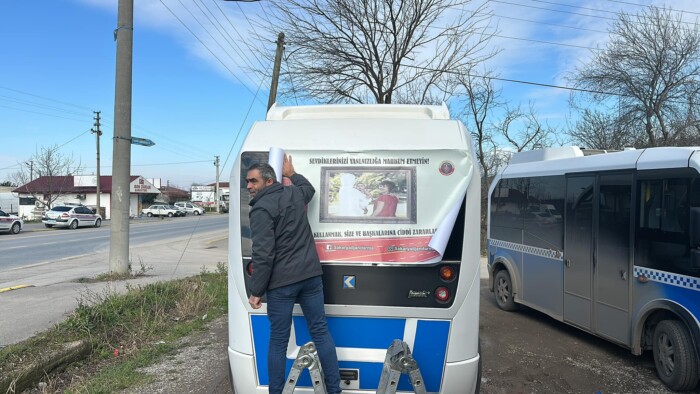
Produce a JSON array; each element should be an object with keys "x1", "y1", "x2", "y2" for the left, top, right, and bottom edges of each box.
[
  {"x1": 282, "y1": 341, "x2": 327, "y2": 394},
  {"x1": 377, "y1": 339, "x2": 427, "y2": 394}
]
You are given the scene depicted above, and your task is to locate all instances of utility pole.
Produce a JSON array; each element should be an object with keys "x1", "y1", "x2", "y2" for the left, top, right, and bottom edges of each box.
[
  {"x1": 109, "y1": 0, "x2": 134, "y2": 274},
  {"x1": 268, "y1": 32, "x2": 285, "y2": 111},
  {"x1": 26, "y1": 160, "x2": 33, "y2": 182},
  {"x1": 214, "y1": 155, "x2": 220, "y2": 214},
  {"x1": 91, "y1": 111, "x2": 102, "y2": 217}
]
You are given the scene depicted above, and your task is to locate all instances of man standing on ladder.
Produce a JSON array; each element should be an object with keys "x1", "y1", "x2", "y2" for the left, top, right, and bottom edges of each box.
[{"x1": 246, "y1": 154, "x2": 342, "y2": 394}]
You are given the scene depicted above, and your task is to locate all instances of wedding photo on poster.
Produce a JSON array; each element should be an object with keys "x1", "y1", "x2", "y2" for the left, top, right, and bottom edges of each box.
[{"x1": 319, "y1": 166, "x2": 416, "y2": 224}]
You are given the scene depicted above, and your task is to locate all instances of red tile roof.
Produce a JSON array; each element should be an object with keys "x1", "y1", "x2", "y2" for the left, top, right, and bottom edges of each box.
[{"x1": 13, "y1": 176, "x2": 143, "y2": 194}]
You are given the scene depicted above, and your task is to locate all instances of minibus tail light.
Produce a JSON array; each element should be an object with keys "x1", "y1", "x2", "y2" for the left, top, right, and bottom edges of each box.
[
  {"x1": 439, "y1": 266, "x2": 455, "y2": 282},
  {"x1": 435, "y1": 286, "x2": 450, "y2": 303},
  {"x1": 246, "y1": 262, "x2": 253, "y2": 276}
]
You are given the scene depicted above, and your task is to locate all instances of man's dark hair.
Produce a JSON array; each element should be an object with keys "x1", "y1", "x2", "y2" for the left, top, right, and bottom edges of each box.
[
  {"x1": 248, "y1": 163, "x2": 277, "y2": 182},
  {"x1": 379, "y1": 180, "x2": 396, "y2": 192}
]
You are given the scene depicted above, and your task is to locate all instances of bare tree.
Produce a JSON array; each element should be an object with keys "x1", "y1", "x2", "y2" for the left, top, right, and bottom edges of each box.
[
  {"x1": 250, "y1": 0, "x2": 496, "y2": 104},
  {"x1": 567, "y1": 108, "x2": 637, "y2": 150},
  {"x1": 571, "y1": 6, "x2": 700, "y2": 146},
  {"x1": 12, "y1": 145, "x2": 82, "y2": 209},
  {"x1": 498, "y1": 103, "x2": 556, "y2": 152},
  {"x1": 455, "y1": 72, "x2": 503, "y2": 189}
]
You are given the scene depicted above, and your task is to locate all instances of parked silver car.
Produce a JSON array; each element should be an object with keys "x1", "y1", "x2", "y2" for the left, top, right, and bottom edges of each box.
[
  {"x1": 174, "y1": 202, "x2": 205, "y2": 215},
  {"x1": 142, "y1": 204, "x2": 180, "y2": 217},
  {"x1": 42, "y1": 205, "x2": 102, "y2": 229},
  {"x1": 0, "y1": 209, "x2": 23, "y2": 234}
]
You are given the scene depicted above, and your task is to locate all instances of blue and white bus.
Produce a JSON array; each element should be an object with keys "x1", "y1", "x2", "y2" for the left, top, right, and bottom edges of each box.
[
  {"x1": 228, "y1": 104, "x2": 482, "y2": 393},
  {"x1": 487, "y1": 146, "x2": 700, "y2": 391}
]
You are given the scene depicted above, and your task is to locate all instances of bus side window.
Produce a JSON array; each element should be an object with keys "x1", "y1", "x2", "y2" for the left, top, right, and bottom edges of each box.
[{"x1": 637, "y1": 178, "x2": 694, "y2": 276}]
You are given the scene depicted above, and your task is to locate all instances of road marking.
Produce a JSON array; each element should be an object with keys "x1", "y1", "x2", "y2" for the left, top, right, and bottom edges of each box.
[{"x1": 0, "y1": 284, "x2": 35, "y2": 293}]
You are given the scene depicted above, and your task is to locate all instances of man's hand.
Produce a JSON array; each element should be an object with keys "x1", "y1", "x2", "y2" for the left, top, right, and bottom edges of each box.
[
  {"x1": 248, "y1": 295, "x2": 262, "y2": 309},
  {"x1": 282, "y1": 154, "x2": 296, "y2": 178}
]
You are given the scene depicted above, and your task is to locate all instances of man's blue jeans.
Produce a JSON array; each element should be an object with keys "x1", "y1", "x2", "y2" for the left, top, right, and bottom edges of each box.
[{"x1": 266, "y1": 275, "x2": 341, "y2": 394}]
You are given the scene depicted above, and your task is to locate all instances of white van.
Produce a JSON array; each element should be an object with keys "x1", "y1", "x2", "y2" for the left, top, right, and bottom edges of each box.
[{"x1": 174, "y1": 201, "x2": 205, "y2": 215}]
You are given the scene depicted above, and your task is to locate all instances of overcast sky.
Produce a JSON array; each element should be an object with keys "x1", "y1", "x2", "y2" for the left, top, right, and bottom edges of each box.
[{"x1": 1, "y1": 0, "x2": 698, "y2": 188}]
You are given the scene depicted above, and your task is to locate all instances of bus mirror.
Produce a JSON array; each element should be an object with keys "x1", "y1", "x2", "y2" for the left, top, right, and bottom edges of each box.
[{"x1": 691, "y1": 208, "x2": 700, "y2": 247}]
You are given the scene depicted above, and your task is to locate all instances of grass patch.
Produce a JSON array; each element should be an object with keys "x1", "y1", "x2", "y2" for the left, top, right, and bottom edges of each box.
[
  {"x1": 0, "y1": 262, "x2": 228, "y2": 393},
  {"x1": 75, "y1": 258, "x2": 154, "y2": 283}
]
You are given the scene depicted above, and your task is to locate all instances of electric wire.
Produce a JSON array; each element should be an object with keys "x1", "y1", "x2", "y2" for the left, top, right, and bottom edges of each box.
[
  {"x1": 0, "y1": 86, "x2": 94, "y2": 112},
  {"x1": 491, "y1": 13, "x2": 608, "y2": 34},
  {"x1": 202, "y1": 0, "x2": 265, "y2": 71},
  {"x1": 493, "y1": 34, "x2": 598, "y2": 50},
  {"x1": 0, "y1": 105, "x2": 92, "y2": 123},
  {"x1": 190, "y1": 0, "x2": 261, "y2": 85},
  {"x1": 489, "y1": 0, "x2": 700, "y2": 28},
  {"x1": 174, "y1": 0, "x2": 260, "y2": 88},
  {"x1": 604, "y1": 0, "x2": 700, "y2": 16},
  {"x1": 219, "y1": 77, "x2": 265, "y2": 179},
  {"x1": 0, "y1": 95, "x2": 92, "y2": 117},
  {"x1": 214, "y1": 0, "x2": 269, "y2": 71},
  {"x1": 159, "y1": 0, "x2": 265, "y2": 104}
]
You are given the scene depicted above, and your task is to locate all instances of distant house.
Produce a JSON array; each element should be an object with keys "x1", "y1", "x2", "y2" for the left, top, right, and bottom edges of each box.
[
  {"x1": 0, "y1": 186, "x2": 20, "y2": 214},
  {"x1": 158, "y1": 185, "x2": 190, "y2": 204},
  {"x1": 191, "y1": 182, "x2": 229, "y2": 206},
  {"x1": 13, "y1": 175, "x2": 160, "y2": 220},
  {"x1": 211, "y1": 182, "x2": 230, "y2": 196}
]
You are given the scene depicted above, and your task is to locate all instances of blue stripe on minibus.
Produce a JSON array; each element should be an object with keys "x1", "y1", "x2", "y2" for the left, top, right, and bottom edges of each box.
[
  {"x1": 295, "y1": 316, "x2": 406, "y2": 349},
  {"x1": 251, "y1": 315, "x2": 449, "y2": 391}
]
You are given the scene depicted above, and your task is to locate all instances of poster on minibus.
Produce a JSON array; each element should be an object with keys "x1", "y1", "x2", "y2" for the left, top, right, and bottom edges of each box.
[{"x1": 258, "y1": 149, "x2": 472, "y2": 264}]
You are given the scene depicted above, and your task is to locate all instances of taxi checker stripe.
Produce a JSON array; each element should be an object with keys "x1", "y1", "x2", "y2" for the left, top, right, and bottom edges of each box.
[
  {"x1": 490, "y1": 239, "x2": 563, "y2": 261},
  {"x1": 634, "y1": 266, "x2": 700, "y2": 292}
]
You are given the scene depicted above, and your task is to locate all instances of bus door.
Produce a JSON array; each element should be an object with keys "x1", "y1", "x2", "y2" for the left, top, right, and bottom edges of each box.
[{"x1": 564, "y1": 174, "x2": 632, "y2": 344}]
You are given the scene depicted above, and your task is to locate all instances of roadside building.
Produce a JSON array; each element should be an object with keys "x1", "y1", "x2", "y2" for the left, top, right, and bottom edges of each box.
[
  {"x1": 13, "y1": 175, "x2": 160, "y2": 220},
  {"x1": 0, "y1": 186, "x2": 20, "y2": 214},
  {"x1": 158, "y1": 184, "x2": 190, "y2": 204}
]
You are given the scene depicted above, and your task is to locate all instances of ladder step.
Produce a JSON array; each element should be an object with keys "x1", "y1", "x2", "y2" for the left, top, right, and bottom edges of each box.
[
  {"x1": 282, "y1": 341, "x2": 327, "y2": 394},
  {"x1": 377, "y1": 339, "x2": 427, "y2": 394}
]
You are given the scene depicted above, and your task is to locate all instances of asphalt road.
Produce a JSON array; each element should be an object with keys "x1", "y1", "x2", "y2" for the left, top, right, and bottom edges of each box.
[
  {"x1": 0, "y1": 214, "x2": 229, "y2": 270},
  {"x1": 0, "y1": 216, "x2": 230, "y2": 346}
]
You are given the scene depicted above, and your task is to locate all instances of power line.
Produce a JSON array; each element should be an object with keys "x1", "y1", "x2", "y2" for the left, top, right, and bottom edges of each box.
[
  {"x1": 0, "y1": 105, "x2": 92, "y2": 123},
  {"x1": 57, "y1": 130, "x2": 91, "y2": 149},
  {"x1": 0, "y1": 86, "x2": 94, "y2": 112},
  {"x1": 220, "y1": 77, "x2": 265, "y2": 175},
  {"x1": 489, "y1": 0, "x2": 617, "y2": 21},
  {"x1": 159, "y1": 0, "x2": 265, "y2": 104},
  {"x1": 490, "y1": 0, "x2": 700, "y2": 28},
  {"x1": 396, "y1": 62, "x2": 697, "y2": 106},
  {"x1": 494, "y1": 34, "x2": 598, "y2": 50},
  {"x1": 608, "y1": 0, "x2": 700, "y2": 17},
  {"x1": 491, "y1": 13, "x2": 608, "y2": 34},
  {"x1": 203, "y1": 0, "x2": 266, "y2": 71},
  {"x1": 0, "y1": 95, "x2": 92, "y2": 117},
  {"x1": 176, "y1": 0, "x2": 260, "y2": 87}
]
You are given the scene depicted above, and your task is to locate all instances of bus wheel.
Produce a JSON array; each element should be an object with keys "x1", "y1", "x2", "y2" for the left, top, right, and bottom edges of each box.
[
  {"x1": 652, "y1": 319, "x2": 699, "y2": 391},
  {"x1": 494, "y1": 270, "x2": 517, "y2": 311}
]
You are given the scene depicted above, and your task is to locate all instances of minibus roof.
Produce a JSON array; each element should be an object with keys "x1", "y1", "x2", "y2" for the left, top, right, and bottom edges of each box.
[
  {"x1": 500, "y1": 146, "x2": 700, "y2": 178},
  {"x1": 241, "y1": 104, "x2": 470, "y2": 151}
]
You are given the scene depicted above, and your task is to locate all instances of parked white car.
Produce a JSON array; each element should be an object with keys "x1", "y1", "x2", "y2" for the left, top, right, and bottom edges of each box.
[
  {"x1": 42, "y1": 205, "x2": 102, "y2": 229},
  {"x1": 174, "y1": 202, "x2": 205, "y2": 215},
  {"x1": 142, "y1": 204, "x2": 180, "y2": 217},
  {"x1": 0, "y1": 209, "x2": 23, "y2": 234}
]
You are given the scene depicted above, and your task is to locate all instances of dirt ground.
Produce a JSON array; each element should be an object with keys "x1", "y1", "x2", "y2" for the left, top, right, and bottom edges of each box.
[{"x1": 122, "y1": 279, "x2": 693, "y2": 394}]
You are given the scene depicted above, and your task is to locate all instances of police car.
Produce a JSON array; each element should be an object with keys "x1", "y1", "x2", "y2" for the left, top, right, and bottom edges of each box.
[
  {"x1": 0, "y1": 209, "x2": 23, "y2": 234},
  {"x1": 42, "y1": 205, "x2": 102, "y2": 229}
]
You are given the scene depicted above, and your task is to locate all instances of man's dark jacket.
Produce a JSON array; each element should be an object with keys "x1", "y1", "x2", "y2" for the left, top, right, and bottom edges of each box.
[{"x1": 248, "y1": 173, "x2": 323, "y2": 297}]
